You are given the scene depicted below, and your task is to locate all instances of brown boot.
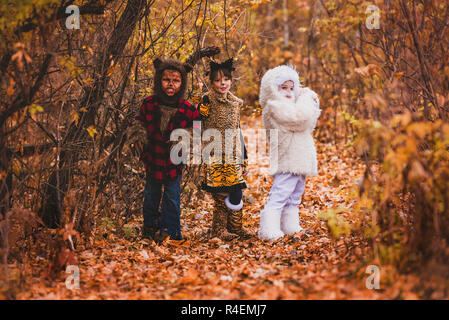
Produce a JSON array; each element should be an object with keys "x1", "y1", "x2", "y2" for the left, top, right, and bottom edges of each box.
[
  {"x1": 210, "y1": 194, "x2": 239, "y2": 241},
  {"x1": 227, "y1": 207, "x2": 255, "y2": 240}
]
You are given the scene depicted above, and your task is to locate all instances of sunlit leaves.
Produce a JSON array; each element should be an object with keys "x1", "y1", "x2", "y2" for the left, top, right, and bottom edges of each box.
[
  {"x1": 28, "y1": 104, "x2": 44, "y2": 115},
  {"x1": 58, "y1": 56, "x2": 82, "y2": 79},
  {"x1": 317, "y1": 207, "x2": 352, "y2": 238},
  {"x1": 0, "y1": 0, "x2": 59, "y2": 35},
  {"x1": 87, "y1": 126, "x2": 97, "y2": 138},
  {"x1": 12, "y1": 125, "x2": 392, "y2": 299}
]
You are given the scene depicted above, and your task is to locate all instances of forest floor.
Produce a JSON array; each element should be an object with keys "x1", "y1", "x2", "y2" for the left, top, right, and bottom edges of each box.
[{"x1": 4, "y1": 118, "x2": 447, "y2": 300}]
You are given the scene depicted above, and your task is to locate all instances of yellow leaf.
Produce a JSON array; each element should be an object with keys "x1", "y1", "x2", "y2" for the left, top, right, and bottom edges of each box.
[
  {"x1": 72, "y1": 112, "x2": 79, "y2": 126},
  {"x1": 87, "y1": 126, "x2": 97, "y2": 138},
  {"x1": 28, "y1": 104, "x2": 44, "y2": 115}
]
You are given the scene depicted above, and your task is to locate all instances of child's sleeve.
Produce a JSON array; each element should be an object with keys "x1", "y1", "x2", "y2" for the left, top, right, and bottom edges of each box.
[
  {"x1": 236, "y1": 99, "x2": 248, "y2": 169},
  {"x1": 163, "y1": 100, "x2": 199, "y2": 139},
  {"x1": 266, "y1": 99, "x2": 305, "y2": 129},
  {"x1": 295, "y1": 87, "x2": 321, "y2": 131},
  {"x1": 266, "y1": 88, "x2": 321, "y2": 132},
  {"x1": 135, "y1": 99, "x2": 148, "y2": 127}
]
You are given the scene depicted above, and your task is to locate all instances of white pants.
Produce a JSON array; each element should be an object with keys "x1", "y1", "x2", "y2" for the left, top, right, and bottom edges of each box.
[
  {"x1": 259, "y1": 173, "x2": 306, "y2": 240},
  {"x1": 264, "y1": 173, "x2": 306, "y2": 211}
]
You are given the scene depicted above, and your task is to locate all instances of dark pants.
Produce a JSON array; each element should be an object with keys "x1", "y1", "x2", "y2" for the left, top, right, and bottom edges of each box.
[{"x1": 143, "y1": 173, "x2": 182, "y2": 240}]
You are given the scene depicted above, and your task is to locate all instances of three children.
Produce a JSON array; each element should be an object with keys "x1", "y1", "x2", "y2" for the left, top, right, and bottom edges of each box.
[{"x1": 134, "y1": 53, "x2": 319, "y2": 243}]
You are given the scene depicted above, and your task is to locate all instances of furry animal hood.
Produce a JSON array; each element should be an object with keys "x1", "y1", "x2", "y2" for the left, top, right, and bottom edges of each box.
[
  {"x1": 153, "y1": 57, "x2": 193, "y2": 106},
  {"x1": 259, "y1": 65, "x2": 301, "y2": 108}
]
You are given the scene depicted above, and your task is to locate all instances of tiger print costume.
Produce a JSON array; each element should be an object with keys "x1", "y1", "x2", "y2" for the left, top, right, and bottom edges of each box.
[
  {"x1": 199, "y1": 89, "x2": 247, "y2": 193},
  {"x1": 203, "y1": 157, "x2": 246, "y2": 190},
  {"x1": 199, "y1": 89, "x2": 253, "y2": 240},
  {"x1": 208, "y1": 193, "x2": 252, "y2": 240},
  {"x1": 210, "y1": 194, "x2": 239, "y2": 241}
]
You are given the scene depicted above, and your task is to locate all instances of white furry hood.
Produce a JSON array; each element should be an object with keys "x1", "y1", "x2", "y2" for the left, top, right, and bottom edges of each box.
[{"x1": 259, "y1": 65, "x2": 301, "y2": 108}]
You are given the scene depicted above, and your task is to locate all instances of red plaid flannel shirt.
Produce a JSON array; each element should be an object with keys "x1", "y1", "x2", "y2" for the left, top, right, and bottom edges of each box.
[{"x1": 136, "y1": 96, "x2": 199, "y2": 182}]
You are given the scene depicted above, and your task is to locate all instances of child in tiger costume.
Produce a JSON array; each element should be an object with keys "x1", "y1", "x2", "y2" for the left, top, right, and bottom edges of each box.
[{"x1": 198, "y1": 58, "x2": 253, "y2": 241}]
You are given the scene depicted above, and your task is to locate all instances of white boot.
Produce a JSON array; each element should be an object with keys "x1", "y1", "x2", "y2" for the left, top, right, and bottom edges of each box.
[
  {"x1": 258, "y1": 209, "x2": 284, "y2": 240},
  {"x1": 281, "y1": 206, "x2": 303, "y2": 235}
]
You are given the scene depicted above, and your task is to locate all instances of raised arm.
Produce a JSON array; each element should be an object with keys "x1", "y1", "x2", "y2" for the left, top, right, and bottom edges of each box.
[
  {"x1": 265, "y1": 99, "x2": 305, "y2": 129},
  {"x1": 165, "y1": 100, "x2": 199, "y2": 136},
  {"x1": 295, "y1": 87, "x2": 321, "y2": 131}
]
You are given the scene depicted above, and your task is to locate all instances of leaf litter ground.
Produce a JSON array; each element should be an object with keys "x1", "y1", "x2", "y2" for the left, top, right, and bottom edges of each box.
[{"x1": 12, "y1": 117, "x2": 441, "y2": 300}]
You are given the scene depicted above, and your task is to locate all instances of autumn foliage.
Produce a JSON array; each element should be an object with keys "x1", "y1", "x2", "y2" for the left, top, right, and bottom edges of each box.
[{"x1": 1, "y1": 0, "x2": 449, "y2": 299}]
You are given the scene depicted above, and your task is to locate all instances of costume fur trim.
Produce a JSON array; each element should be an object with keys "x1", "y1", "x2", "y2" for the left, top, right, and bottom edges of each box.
[{"x1": 224, "y1": 196, "x2": 243, "y2": 211}]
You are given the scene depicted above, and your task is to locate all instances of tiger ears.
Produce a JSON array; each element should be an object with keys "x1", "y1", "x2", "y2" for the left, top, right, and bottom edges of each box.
[
  {"x1": 153, "y1": 57, "x2": 162, "y2": 70},
  {"x1": 224, "y1": 58, "x2": 234, "y2": 66},
  {"x1": 209, "y1": 57, "x2": 235, "y2": 72},
  {"x1": 184, "y1": 63, "x2": 193, "y2": 73}
]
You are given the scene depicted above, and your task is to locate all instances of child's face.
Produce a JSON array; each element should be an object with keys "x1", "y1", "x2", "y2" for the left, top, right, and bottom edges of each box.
[
  {"x1": 279, "y1": 80, "x2": 294, "y2": 100},
  {"x1": 161, "y1": 69, "x2": 182, "y2": 96},
  {"x1": 212, "y1": 71, "x2": 231, "y2": 95}
]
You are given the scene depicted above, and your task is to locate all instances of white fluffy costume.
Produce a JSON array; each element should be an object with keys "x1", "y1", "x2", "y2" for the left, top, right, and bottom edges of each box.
[{"x1": 258, "y1": 65, "x2": 321, "y2": 240}]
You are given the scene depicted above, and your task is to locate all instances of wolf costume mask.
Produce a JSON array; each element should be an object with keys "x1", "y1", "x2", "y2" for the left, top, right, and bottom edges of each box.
[{"x1": 152, "y1": 57, "x2": 193, "y2": 106}]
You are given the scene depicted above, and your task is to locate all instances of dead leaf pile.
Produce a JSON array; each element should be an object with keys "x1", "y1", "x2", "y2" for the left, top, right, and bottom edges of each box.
[{"x1": 9, "y1": 118, "x2": 446, "y2": 300}]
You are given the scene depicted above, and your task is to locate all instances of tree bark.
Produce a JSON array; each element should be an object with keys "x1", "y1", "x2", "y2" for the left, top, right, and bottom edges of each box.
[
  {"x1": 39, "y1": 0, "x2": 147, "y2": 227},
  {"x1": 0, "y1": 129, "x2": 12, "y2": 217}
]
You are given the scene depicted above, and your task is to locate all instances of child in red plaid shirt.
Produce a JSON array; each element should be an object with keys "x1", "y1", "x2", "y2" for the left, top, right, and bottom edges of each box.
[{"x1": 134, "y1": 57, "x2": 199, "y2": 241}]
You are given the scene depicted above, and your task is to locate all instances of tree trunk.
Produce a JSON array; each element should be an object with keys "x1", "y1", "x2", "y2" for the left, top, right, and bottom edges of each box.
[
  {"x1": 39, "y1": 0, "x2": 147, "y2": 227},
  {"x1": 0, "y1": 129, "x2": 12, "y2": 217}
]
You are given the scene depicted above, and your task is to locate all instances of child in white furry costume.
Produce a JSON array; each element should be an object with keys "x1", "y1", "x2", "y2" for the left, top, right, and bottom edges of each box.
[{"x1": 258, "y1": 65, "x2": 321, "y2": 241}]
